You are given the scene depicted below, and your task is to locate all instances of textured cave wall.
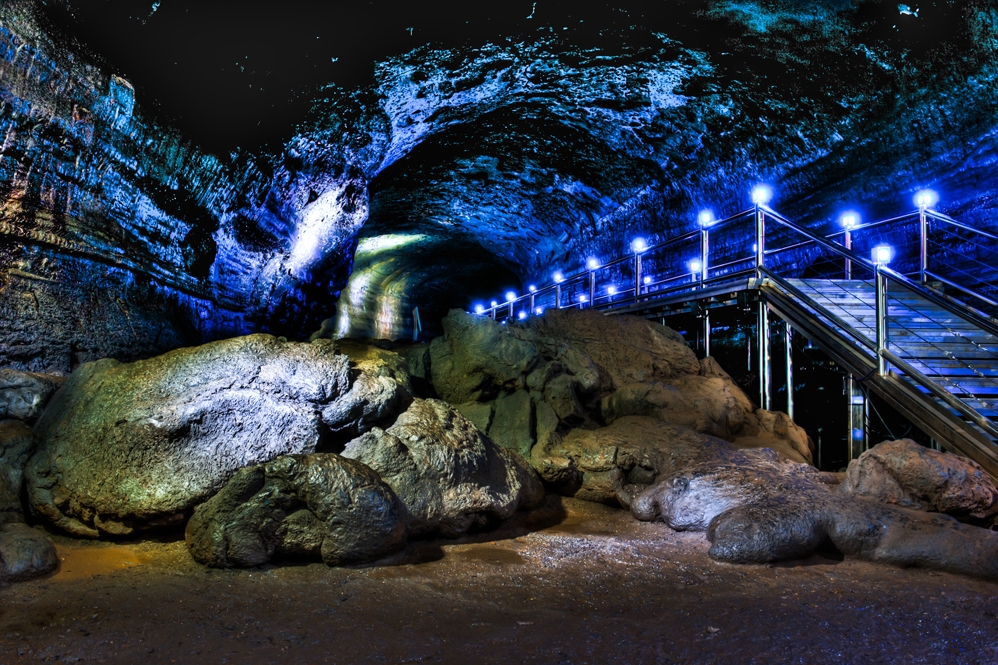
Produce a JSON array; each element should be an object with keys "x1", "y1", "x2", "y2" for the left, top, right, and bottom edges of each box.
[{"x1": 2, "y1": 0, "x2": 998, "y2": 353}]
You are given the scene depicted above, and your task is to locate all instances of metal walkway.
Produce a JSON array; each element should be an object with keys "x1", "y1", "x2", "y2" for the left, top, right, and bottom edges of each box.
[{"x1": 476, "y1": 195, "x2": 998, "y2": 477}]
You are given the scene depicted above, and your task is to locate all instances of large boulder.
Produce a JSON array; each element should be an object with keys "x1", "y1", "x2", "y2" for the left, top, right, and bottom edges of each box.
[
  {"x1": 0, "y1": 523, "x2": 58, "y2": 583},
  {"x1": 430, "y1": 308, "x2": 812, "y2": 466},
  {"x1": 26, "y1": 334, "x2": 411, "y2": 538},
  {"x1": 0, "y1": 369, "x2": 62, "y2": 422},
  {"x1": 619, "y1": 420, "x2": 998, "y2": 580},
  {"x1": 1, "y1": 420, "x2": 35, "y2": 510},
  {"x1": 342, "y1": 398, "x2": 544, "y2": 537},
  {"x1": 841, "y1": 438, "x2": 998, "y2": 525},
  {"x1": 185, "y1": 454, "x2": 407, "y2": 568}
]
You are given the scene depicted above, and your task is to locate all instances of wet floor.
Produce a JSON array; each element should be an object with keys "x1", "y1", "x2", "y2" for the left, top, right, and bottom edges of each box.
[{"x1": 1, "y1": 496, "x2": 997, "y2": 664}]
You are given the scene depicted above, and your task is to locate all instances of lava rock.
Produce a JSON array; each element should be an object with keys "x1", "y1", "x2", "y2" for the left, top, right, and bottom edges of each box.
[
  {"x1": 0, "y1": 369, "x2": 62, "y2": 422},
  {"x1": 0, "y1": 523, "x2": 59, "y2": 583},
  {"x1": 489, "y1": 390, "x2": 535, "y2": 458},
  {"x1": 185, "y1": 454, "x2": 407, "y2": 568},
  {"x1": 342, "y1": 398, "x2": 544, "y2": 537},
  {"x1": 26, "y1": 335, "x2": 371, "y2": 538},
  {"x1": 455, "y1": 401, "x2": 494, "y2": 433},
  {"x1": 618, "y1": 420, "x2": 998, "y2": 580},
  {"x1": 841, "y1": 439, "x2": 998, "y2": 525}
]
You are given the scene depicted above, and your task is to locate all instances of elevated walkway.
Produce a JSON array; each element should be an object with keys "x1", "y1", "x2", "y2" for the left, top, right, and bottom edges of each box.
[{"x1": 478, "y1": 198, "x2": 998, "y2": 477}]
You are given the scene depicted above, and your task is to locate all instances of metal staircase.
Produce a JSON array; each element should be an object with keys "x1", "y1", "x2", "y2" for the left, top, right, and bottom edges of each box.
[{"x1": 475, "y1": 193, "x2": 998, "y2": 478}]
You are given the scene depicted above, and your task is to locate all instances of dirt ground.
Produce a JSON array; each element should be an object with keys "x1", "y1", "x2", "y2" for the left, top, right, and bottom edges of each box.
[{"x1": 1, "y1": 497, "x2": 997, "y2": 665}]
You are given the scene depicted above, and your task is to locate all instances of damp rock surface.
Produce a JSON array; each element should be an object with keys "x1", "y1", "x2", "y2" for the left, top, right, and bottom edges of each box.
[
  {"x1": 342, "y1": 398, "x2": 544, "y2": 538},
  {"x1": 840, "y1": 438, "x2": 998, "y2": 524},
  {"x1": 185, "y1": 454, "x2": 407, "y2": 568},
  {"x1": 0, "y1": 370, "x2": 63, "y2": 422},
  {"x1": 0, "y1": 523, "x2": 58, "y2": 583},
  {"x1": 24, "y1": 335, "x2": 376, "y2": 538}
]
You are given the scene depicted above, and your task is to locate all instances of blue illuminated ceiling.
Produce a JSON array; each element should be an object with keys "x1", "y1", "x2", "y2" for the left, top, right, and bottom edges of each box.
[{"x1": 2, "y1": 0, "x2": 996, "y2": 357}]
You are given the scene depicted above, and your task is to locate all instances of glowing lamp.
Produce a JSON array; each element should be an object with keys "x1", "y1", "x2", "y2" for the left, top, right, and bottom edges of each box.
[
  {"x1": 631, "y1": 237, "x2": 648, "y2": 253},
  {"x1": 474, "y1": 304, "x2": 485, "y2": 314},
  {"x1": 518, "y1": 311, "x2": 527, "y2": 320},
  {"x1": 914, "y1": 189, "x2": 938, "y2": 209},
  {"x1": 690, "y1": 259, "x2": 702, "y2": 274},
  {"x1": 535, "y1": 307, "x2": 543, "y2": 315},
  {"x1": 872, "y1": 245, "x2": 893, "y2": 264},
  {"x1": 839, "y1": 211, "x2": 860, "y2": 229},
  {"x1": 505, "y1": 291, "x2": 517, "y2": 303},
  {"x1": 579, "y1": 295, "x2": 588, "y2": 303},
  {"x1": 490, "y1": 300, "x2": 498, "y2": 308},
  {"x1": 528, "y1": 285, "x2": 537, "y2": 292},
  {"x1": 698, "y1": 210, "x2": 714, "y2": 226},
  {"x1": 553, "y1": 271, "x2": 565, "y2": 283},
  {"x1": 643, "y1": 276, "x2": 652, "y2": 285},
  {"x1": 607, "y1": 286, "x2": 617, "y2": 296},
  {"x1": 751, "y1": 184, "x2": 773, "y2": 205},
  {"x1": 587, "y1": 257, "x2": 599, "y2": 270}
]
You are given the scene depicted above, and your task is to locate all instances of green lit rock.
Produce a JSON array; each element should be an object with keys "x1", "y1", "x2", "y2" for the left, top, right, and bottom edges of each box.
[
  {"x1": 185, "y1": 454, "x2": 407, "y2": 568},
  {"x1": 489, "y1": 390, "x2": 535, "y2": 458}
]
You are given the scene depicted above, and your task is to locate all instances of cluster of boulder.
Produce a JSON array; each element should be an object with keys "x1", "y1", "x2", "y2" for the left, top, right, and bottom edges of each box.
[{"x1": 2, "y1": 307, "x2": 998, "y2": 584}]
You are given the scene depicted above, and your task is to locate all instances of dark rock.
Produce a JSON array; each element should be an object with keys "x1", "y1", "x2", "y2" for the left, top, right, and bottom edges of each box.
[
  {"x1": 429, "y1": 311, "x2": 538, "y2": 403},
  {"x1": 0, "y1": 370, "x2": 63, "y2": 422},
  {"x1": 0, "y1": 523, "x2": 59, "y2": 583},
  {"x1": 489, "y1": 390, "x2": 535, "y2": 458},
  {"x1": 841, "y1": 439, "x2": 998, "y2": 525},
  {"x1": 534, "y1": 400, "x2": 560, "y2": 449},
  {"x1": 26, "y1": 335, "x2": 365, "y2": 537},
  {"x1": 185, "y1": 454, "x2": 407, "y2": 568},
  {"x1": 1, "y1": 420, "x2": 35, "y2": 498},
  {"x1": 342, "y1": 398, "x2": 544, "y2": 538},
  {"x1": 611, "y1": 418, "x2": 998, "y2": 580},
  {"x1": 543, "y1": 374, "x2": 585, "y2": 424},
  {"x1": 456, "y1": 401, "x2": 494, "y2": 433}
]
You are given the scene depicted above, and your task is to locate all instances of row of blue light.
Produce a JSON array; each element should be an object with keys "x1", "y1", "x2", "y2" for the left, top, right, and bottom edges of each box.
[{"x1": 473, "y1": 186, "x2": 939, "y2": 316}]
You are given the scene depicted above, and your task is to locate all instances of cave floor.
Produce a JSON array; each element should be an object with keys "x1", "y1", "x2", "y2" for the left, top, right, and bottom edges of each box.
[{"x1": 1, "y1": 497, "x2": 996, "y2": 665}]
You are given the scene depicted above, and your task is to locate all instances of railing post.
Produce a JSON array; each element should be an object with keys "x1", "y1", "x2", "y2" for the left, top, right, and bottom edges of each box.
[
  {"x1": 919, "y1": 207, "x2": 928, "y2": 282},
  {"x1": 755, "y1": 204, "x2": 765, "y2": 278},
  {"x1": 508, "y1": 300, "x2": 514, "y2": 319},
  {"x1": 555, "y1": 284, "x2": 562, "y2": 309},
  {"x1": 703, "y1": 306, "x2": 711, "y2": 358},
  {"x1": 529, "y1": 293, "x2": 535, "y2": 312},
  {"x1": 700, "y1": 228, "x2": 708, "y2": 290},
  {"x1": 589, "y1": 271, "x2": 596, "y2": 308},
  {"x1": 758, "y1": 300, "x2": 770, "y2": 410},
  {"x1": 844, "y1": 229, "x2": 852, "y2": 280},
  {"x1": 845, "y1": 375, "x2": 867, "y2": 459},
  {"x1": 875, "y1": 265, "x2": 889, "y2": 375},
  {"x1": 634, "y1": 253, "x2": 642, "y2": 302},
  {"x1": 784, "y1": 321, "x2": 793, "y2": 420}
]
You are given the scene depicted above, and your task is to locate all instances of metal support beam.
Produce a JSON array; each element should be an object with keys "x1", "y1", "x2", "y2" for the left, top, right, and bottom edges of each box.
[
  {"x1": 703, "y1": 307, "x2": 711, "y2": 358},
  {"x1": 754, "y1": 204, "x2": 765, "y2": 278},
  {"x1": 784, "y1": 321, "x2": 793, "y2": 420},
  {"x1": 589, "y1": 271, "x2": 596, "y2": 307},
  {"x1": 845, "y1": 375, "x2": 866, "y2": 460},
  {"x1": 758, "y1": 300, "x2": 771, "y2": 410},
  {"x1": 634, "y1": 254, "x2": 643, "y2": 302},
  {"x1": 919, "y1": 208, "x2": 928, "y2": 283},
  {"x1": 555, "y1": 284, "x2": 562, "y2": 309},
  {"x1": 875, "y1": 266, "x2": 889, "y2": 375}
]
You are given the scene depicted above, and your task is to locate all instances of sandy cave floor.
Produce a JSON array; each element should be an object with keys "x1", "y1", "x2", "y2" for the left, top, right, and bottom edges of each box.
[{"x1": 1, "y1": 497, "x2": 997, "y2": 665}]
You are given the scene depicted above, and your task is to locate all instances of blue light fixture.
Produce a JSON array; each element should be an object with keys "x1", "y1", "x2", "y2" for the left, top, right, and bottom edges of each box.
[
  {"x1": 535, "y1": 306, "x2": 543, "y2": 315},
  {"x1": 643, "y1": 276, "x2": 652, "y2": 285},
  {"x1": 631, "y1": 237, "x2": 648, "y2": 253},
  {"x1": 490, "y1": 300, "x2": 498, "y2": 308},
  {"x1": 839, "y1": 211, "x2": 861, "y2": 228},
  {"x1": 607, "y1": 286, "x2": 617, "y2": 296},
  {"x1": 872, "y1": 245, "x2": 893, "y2": 264},
  {"x1": 751, "y1": 184, "x2": 773, "y2": 205},
  {"x1": 528, "y1": 285, "x2": 537, "y2": 292},
  {"x1": 689, "y1": 259, "x2": 702, "y2": 275},
  {"x1": 505, "y1": 291, "x2": 517, "y2": 302},
  {"x1": 474, "y1": 304, "x2": 485, "y2": 314},
  {"x1": 698, "y1": 210, "x2": 714, "y2": 226},
  {"x1": 518, "y1": 311, "x2": 527, "y2": 320},
  {"x1": 579, "y1": 295, "x2": 587, "y2": 303},
  {"x1": 914, "y1": 189, "x2": 938, "y2": 209},
  {"x1": 587, "y1": 257, "x2": 600, "y2": 270},
  {"x1": 553, "y1": 271, "x2": 565, "y2": 283}
]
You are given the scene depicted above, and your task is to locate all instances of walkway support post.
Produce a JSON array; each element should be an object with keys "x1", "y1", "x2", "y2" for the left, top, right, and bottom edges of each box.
[
  {"x1": 919, "y1": 207, "x2": 929, "y2": 282},
  {"x1": 844, "y1": 227, "x2": 852, "y2": 280},
  {"x1": 875, "y1": 265, "x2": 889, "y2": 375},
  {"x1": 589, "y1": 271, "x2": 596, "y2": 308},
  {"x1": 634, "y1": 253, "x2": 642, "y2": 302},
  {"x1": 555, "y1": 284, "x2": 562, "y2": 309},
  {"x1": 700, "y1": 228, "x2": 709, "y2": 290},
  {"x1": 758, "y1": 301, "x2": 770, "y2": 410},
  {"x1": 755, "y1": 204, "x2": 765, "y2": 279},
  {"x1": 784, "y1": 321, "x2": 793, "y2": 420},
  {"x1": 703, "y1": 307, "x2": 711, "y2": 358}
]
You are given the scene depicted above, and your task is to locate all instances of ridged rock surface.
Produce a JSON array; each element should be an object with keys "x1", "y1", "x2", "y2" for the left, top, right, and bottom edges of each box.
[
  {"x1": 26, "y1": 334, "x2": 412, "y2": 538},
  {"x1": 342, "y1": 398, "x2": 544, "y2": 538},
  {"x1": 841, "y1": 439, "x2": 998, "y2": 525},
  {"x1": 185, "y1": 454, "x2": 407, "y2": 569}
]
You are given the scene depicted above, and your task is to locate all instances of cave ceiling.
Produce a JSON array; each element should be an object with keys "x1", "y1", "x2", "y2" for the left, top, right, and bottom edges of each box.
[{"x1": 1, "y1": 0, "x2": 996, "y2": 364}]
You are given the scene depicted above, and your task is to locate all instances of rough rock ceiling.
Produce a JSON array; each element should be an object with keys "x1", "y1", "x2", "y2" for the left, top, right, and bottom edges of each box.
[{"x1": 1, "y1": 0, "x2": 996, "y2": 367}]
